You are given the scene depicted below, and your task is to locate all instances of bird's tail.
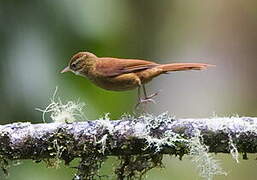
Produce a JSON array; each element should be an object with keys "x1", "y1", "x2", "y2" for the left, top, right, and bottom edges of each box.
[{"x1": 158, "y1": 63, "x2": 214, "y2": 73}]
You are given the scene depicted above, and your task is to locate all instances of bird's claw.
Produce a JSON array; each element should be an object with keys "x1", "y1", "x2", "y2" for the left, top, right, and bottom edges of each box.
[
  {"x1": 135, "y1": 98, "x2": 156, "y2": 110},
  {"x1": 135, "y1": 92, "x2": 159, "y2": 109},
  {"x1": 139, "y1": 98, "x2": 156, "y2": 104},
  {"x1": 147, "y1": 92, "x2": 159, "y2": 99}
]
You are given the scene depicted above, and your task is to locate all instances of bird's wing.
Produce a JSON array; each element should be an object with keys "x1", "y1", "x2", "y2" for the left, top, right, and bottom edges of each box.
[{"x1": 95, "y1": 58, "x2": 159, "y2": 77}]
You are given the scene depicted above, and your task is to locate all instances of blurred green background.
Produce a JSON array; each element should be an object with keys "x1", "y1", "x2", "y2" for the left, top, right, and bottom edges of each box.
[{"x1": 0, "y1": 0, "x2": 257, "y2": 179}]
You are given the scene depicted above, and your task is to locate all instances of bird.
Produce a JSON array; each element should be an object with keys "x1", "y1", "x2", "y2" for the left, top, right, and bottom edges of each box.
[{"x1": 61, "y1": 52, "x2": 213, "y2": 106}]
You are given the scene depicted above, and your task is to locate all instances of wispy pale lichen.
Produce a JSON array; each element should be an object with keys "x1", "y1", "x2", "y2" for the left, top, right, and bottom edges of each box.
[
  {"x1": 4, "y1": 92, "x2": 250, "y2": 180},
  {"x1": 97, "y1": 113, "x2": 114, "y2": 134},
  {"x1": 138, "y1": 113, "x2": 227, "y2": 180},
  {"x1": 189, "y1": 130, "x2": 227, "y2": 180},
  {"x1": 36, "y1": 88, "x2": 86, "y2": 123},
  {"x1": 228, "y1": 134, "x2": 239, "y2": 163}
]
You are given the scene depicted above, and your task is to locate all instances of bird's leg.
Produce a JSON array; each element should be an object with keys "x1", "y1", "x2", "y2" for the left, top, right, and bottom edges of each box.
[
  {"x1": 136, "y1": 85, "x2": 157, "y2": 106},
  {"x1": 137, "y1": 85, "x2": 141, "y2": 102},
  {"x1": 142, "y1": 84, "x2": 158, "y2": 100},
  {"x1": 135, "y1": 84, "x2": 159, "y2": 111},
  {"x1": 135, "y1": 86, "x2": 144, "y2": 110}
]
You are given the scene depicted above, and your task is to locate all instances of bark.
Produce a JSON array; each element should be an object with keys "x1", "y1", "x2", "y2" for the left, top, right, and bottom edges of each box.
[{"x1": 0, "y1": 116, "x2": 256, "y2": 163}]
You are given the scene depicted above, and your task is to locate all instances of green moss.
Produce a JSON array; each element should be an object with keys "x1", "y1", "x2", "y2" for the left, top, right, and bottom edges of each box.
[
  {"x1": 0, "y1": 155, "x2": 9, "y2": 176},
  {"x1": 74, "y1": 155, "x2": 107, "y2": 180},
  {"x1": 115, "y1": 154, "x2": 163, "y2": 180}
]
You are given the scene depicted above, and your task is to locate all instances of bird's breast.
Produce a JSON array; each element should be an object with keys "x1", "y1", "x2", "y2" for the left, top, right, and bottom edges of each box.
[{"x1": 87, "y1": 73, "x2": 141, "y2": 91}]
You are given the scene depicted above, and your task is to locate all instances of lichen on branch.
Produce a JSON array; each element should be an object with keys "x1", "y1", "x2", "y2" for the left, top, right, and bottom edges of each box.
[{"x1": 0, "y1": 96, "x2": 256, "y2": 179}]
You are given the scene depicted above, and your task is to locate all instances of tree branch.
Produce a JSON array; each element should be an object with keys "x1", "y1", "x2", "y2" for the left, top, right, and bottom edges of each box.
[{"x1": 0, "y1": 115, "x2": 256, "y2": 163}]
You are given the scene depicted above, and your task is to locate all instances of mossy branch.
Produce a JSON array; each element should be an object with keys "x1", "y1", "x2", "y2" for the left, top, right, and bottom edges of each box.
[
  {"x1": 0, "y1": 114, "x2": 256, "y2": 179},
  {"x1": 0, "y1": 116, "x2": 256, "y2": 160}
]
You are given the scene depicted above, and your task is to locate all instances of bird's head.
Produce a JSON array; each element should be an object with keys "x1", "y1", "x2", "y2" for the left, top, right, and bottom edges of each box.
[{"x1": 61, "y1": 52, "x2": 97, "y2": 75}]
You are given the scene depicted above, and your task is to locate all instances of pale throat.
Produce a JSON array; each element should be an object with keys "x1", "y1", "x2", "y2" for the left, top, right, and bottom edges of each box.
[{"x1": 72, "y1": 69, "x2": 87, "y2": 77}]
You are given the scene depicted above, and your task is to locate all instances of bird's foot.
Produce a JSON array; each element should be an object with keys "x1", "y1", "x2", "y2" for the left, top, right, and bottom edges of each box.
[
  {"x1": 135, "y1": 98, "x2": 155, "y2": 110},
  {"x1": 135, "y1": 91, "x2": 159, "y2": 110},
  {"x1": 146, "y1": 92, "x2": 159, "y2": 99},
  {"x1": 139, "y1": 97, "x2": 156, "y2": 105}
]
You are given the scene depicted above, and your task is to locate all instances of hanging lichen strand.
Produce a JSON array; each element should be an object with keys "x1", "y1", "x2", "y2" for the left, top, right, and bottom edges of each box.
[{"x1": 0, "y1": 97, "x2": 256, "y2": 180}]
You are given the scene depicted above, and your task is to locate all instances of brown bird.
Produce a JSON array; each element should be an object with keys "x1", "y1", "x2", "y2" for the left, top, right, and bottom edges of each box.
[{"x1": 61, "y1": 52, "x2": 213, "y2": 106}]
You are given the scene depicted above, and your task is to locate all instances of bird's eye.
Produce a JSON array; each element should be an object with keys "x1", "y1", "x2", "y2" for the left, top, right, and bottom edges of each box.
[{"x1": 71, "y1": 63, "x2": 77, "y2": 69}]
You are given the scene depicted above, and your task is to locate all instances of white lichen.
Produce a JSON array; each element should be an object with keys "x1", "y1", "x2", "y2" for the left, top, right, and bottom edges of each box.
[
  {"x1": 97, "y1": 134, "x2": 108, "y2": 154},
  {"x1": 51, "y1": 139, "x2": 64, "y2": 168},
  {"x1": 34, "y1": 91, "x2": 250, "y2": 179},
  {"x1": 135, "y1": 113, "x2": 228, "y2": 180},
  {"x1": 228, "y1": 134, "x2": 239, "y2": 163},
  {"x1": 189, "y1": 130, "x2": 227, "y2": 180},
  {"x1": 97, "y1": 113, "x2": 114, "y2": 134},
  {"x1": 36, "y1": 87, "x2": 86, "y2": 123},
  {"x1": 208, "y1": 115, "x2": 241, "y2": 163},
  {"x1": 95, "y1": 113, "x2": 115, "y2": 154},
  {"x1": 144, "y1": 130, "x2": 189, "y2": 153},
  {"x1": 141, "y1": 112, "x2": 175, "y2": 130}
]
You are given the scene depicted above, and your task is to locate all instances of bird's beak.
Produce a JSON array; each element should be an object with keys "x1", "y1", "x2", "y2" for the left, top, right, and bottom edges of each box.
[{"x1": 61, "y1": 66, "x2": 70, "y2": 73}]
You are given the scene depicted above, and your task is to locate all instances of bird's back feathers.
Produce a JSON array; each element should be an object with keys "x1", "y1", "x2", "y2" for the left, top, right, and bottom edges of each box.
[{"x1": 95, "y1": 58, "x2": 158, "y2": 77}]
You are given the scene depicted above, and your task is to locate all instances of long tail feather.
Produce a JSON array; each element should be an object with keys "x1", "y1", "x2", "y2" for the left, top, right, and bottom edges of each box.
[{"x1": 158, "y1": 63, "x2": 214, "y2": 72}]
